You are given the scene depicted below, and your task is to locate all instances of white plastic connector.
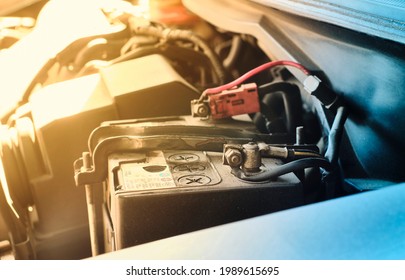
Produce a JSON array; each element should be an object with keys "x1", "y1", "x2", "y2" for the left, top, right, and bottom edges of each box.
[
  {"x1": 303, "y1": 75, "x2": 340, "y2": 109},
  {"x1": 303, "y1": 75, "x2": 321, "y2": 94}
]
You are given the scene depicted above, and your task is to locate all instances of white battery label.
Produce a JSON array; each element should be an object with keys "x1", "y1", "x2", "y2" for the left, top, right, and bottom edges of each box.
[{"x1": 120, "y1": 163, "x2": 176, "y2": 190}]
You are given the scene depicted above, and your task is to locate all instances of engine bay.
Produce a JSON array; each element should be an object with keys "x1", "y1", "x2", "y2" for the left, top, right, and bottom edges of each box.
[{"x1": 0, "y1": 0, "x2": 404, "y2": 259}]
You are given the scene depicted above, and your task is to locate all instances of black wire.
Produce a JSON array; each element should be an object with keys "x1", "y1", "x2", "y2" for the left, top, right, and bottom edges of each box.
[
  {"x1": 131, "y1": 25, "x2": 227, "y2": 84},
  {"x1": 231, "y1": 157, "x2": 331, "y2": 182},
  {"x1": 223, "y1": 36, "x2": 243, "y2": 69},
  {"x1": 290, "y1": 149, "x2": 323, "y2": 158},
  {"x1": 107, "y1": 43, "x2": 164, "y2": 65}
]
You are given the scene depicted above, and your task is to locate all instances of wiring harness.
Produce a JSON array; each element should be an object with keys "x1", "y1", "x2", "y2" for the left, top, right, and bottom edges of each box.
[
  {"x1": 191, "y1": 59, "x2": 341, "y2": 120},
  {"x1": 197, "y1": 59, "x2": 348, "y2": 189}
]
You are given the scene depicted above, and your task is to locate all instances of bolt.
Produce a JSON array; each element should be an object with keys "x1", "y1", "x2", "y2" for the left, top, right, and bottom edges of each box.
[
  {"x1": 224, "y1": 148, "x2": 242, "y2": 167},
  {"x1": 197, "y1": 104, "x2": 209, "y2": 117}
]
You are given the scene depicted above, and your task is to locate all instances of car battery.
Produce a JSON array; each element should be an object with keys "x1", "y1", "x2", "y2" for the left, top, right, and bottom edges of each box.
[
  {"x1": 104, "y1": 154, "x2": 303, "y2": 251},
  {"x1": 74, "y1": 116, "x2": 305, "y2": 252}
]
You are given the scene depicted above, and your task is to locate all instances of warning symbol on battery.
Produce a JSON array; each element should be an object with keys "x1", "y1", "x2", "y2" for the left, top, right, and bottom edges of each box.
[
  {"x1": 168, "y1": 153, "x2": 199, "y2": 163},
  {"x1": 178, "y1": 175, "x2": 211, "y2": 186},
  {"x1": 173, "y1": 164, "x2": 206, "y2": 173}
]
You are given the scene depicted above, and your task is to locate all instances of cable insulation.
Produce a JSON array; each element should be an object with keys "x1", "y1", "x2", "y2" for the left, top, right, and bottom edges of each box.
[
  {"x1": 232, "y1": 157, "x2": 331, "y2": 182},
  {"x1": 200, "y1": 60, "x2": 310, "y2": 100}
]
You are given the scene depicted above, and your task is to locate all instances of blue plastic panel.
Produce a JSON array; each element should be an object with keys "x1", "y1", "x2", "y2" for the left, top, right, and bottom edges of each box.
[
  {"x1": 94, "y1": 183, "x2": 405, "y2": 260},
  {"x1": 251, "y1": 0, "x2": 405, "y2": 44}
]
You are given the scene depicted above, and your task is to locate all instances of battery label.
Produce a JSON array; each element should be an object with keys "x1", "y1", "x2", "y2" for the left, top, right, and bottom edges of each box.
[
  {"x1": 117, "y1": 150, "x2": 221, "y2": 191},
  {"x1": 119, "y1": 151, "x2": 176, "y2": 191}
]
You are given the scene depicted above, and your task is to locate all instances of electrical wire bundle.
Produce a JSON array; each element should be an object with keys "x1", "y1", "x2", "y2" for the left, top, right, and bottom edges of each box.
[{"x1": 200, "y1": 59, "x2": 347, "y2": 187}]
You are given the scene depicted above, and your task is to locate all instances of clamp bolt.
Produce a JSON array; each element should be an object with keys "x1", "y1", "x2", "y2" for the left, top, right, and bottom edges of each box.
[{"x1": 224, "y1": 149, "x2": 243, "y2": 167}]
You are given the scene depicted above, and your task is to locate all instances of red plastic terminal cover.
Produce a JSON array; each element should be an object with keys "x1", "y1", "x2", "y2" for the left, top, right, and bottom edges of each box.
[{"x1": 209, "y1": 83, "x2": 260, "y2": 119}]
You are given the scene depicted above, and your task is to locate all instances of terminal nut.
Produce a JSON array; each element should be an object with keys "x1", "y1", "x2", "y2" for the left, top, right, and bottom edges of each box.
[
  {"x1": 196, "y1": 104, "x2": 209, "y2": 117},
  {"x1": 191, "y1": 100, "x2": 209, "y2": 118},
  {"x1": 224, "y1": 148, "x2": 243, "y2": 168}
]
